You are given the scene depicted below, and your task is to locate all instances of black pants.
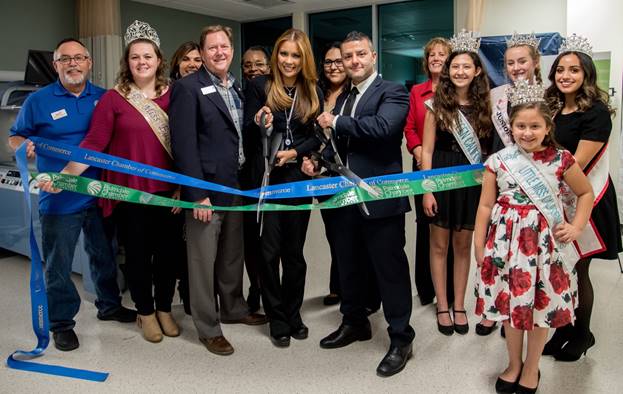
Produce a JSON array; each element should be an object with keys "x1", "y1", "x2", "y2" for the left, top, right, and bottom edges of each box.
[
  {"x1": 333, "y1": 205, "x2": 415, "y2": 346},
  {"x1": 114, "y1": 200, "x2": 179, "y2": 315},
  {"x1": 320, "y1": 208, "x2": 340, "y2": 295},
  {"x1": 242, "y1": 209, "x2": 262, "y2": 294}
]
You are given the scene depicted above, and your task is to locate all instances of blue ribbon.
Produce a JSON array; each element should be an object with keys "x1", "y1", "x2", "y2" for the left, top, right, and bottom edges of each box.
[
  {"x1": 7, "y1": 142, "x2": 108, "y2": 382},
  {"x1": 30, "y1": 136, "x2": 484, "y2": 199}
]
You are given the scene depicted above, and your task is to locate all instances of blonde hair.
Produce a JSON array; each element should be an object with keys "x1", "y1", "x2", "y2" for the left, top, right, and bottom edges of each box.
[
  {"x1": 422, "y1": 37, "x2": 451, "y2": 79},
  {"x1": 505, "y1": 44, "x2": 542, "y2": 84},
  {"x1": 200, "y1": 25, "x2": 234, "y2": 48},
  {"x1": 266, "y1": 29, "x2": 320, "y2": 123},
  {"x1": 116, "y1": 39, "x2": 168, "y2": 98}
]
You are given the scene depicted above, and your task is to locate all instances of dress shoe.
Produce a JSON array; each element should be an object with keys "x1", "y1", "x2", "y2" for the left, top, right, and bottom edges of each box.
[
  {"x1": 475, "y1": 320, "x2": 497, "y2": 336},
  {"x1": 495, "y1": 375, "x2": 520, "y2": 394},
  {"x1": 419, "y1": 296, "x2": 434, "y2": 306},
  {"x1": 222, "y1": 312, "x2": 268, "y2": 325},
  {"x1": 270, "y1": 335, "x2": 291, "y2": 348},
  {"x1": 320, "y1": 324, "x2": 372, "y2": 349},
  {"x1": 554, "y1": 333, "x2": 595, "y2": 362},
  {"x1": 291, "y1": 324, "x2": 309, "y2": 340},
  {"x1": 200, "y1": 336, "x2": 234, "y2": 355},
  {"x1": 137, "y1": 313, "x2": 163, "y2": 343},
  {"x1": 436, "y1": 310, "x2": 454, "y2": 336},
  {"x1": 53, "y1": 329, "x2": 79, "y2": 351},
  {"x1": 376, "y1": 343, "x2": 413, "y2": 377},
  {"x1": 323, "y1": 293, "x2": 340, "y2": 306},
  {"x1": 97, "y1": 306, "x2": 137, "y2": 323},
  {"x1": 516, "y1": 370, "x2": 540, "y2": 394},
  {"x1": 542, "y1": 324, "x2": 573, "y2": 356},
  {"x1": 156, "y1": 311, "x2": 180, "y2": 337},
  {"x1": 453, "y1": 310, "x2": 469, "y2": 335}
]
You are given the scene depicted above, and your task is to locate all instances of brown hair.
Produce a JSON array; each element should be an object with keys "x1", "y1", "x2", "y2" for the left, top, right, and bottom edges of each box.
[
  {"x1": 433, "y1": 51, "x2": 492, "y2": 138},
  {"x1": 422, "y1": 37, "x2": 451, "y2": 79},
  {"x1": 505, "y1": 44, "x2": 542, "y2": 83},
  {"x1": 509, "y1": 102, "x2": 559, "y2": 148},
  {"x1": 116, "y1": 39, "x2": 168, "y2": 97},
  {"x1": 200, "y1": 25, "x2": 233, "y2": 49},
  {"x1": 266, "y1": 28, "x2": 320, "y2": 123},
  {"x1": 169, "y1": 41, "x2": 201, "y2": 80}
]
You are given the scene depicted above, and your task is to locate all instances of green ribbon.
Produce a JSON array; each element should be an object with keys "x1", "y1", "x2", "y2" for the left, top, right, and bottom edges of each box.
[{"x1": 35, "y1": 169, "x2": 484, "y2": 211}]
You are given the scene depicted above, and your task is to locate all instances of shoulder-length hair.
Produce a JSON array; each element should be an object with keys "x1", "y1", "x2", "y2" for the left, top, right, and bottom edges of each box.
[
  {"x1": 116, "y1": 39, "x2": 168, "y2": 97},
  {"x1": 422, "y1": 37, "x2": 451, "y2": 79},
  {"x1": 545, "y1": 51, "x2": 614, "y2": 115},
  {"x1": 169, "y1": 41, "x2": 200, "y2": 80},
  {"x1": 318, "y1": 41, "x2": 349, "y2": 98},
  {"x1": 266, "y1": 28, "x2": 320, "y2": 123},
  {"x1": 433, "y1": 51, "x2": 492, "y2": 137}
]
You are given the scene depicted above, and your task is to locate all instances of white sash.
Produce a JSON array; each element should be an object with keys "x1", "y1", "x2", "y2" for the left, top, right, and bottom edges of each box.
[
  {"x1": 115, "y1": 84, "x2": 172, "y2": 158},
  {"x1": 497, "y1": 146, "x2": 580, "y2": 267},
  {"x1": 490, "y1": 85, "x2": 514, "y2": 147},
  {"x1": 425, "y1": 99, "x2": 482, "y2": 164}
]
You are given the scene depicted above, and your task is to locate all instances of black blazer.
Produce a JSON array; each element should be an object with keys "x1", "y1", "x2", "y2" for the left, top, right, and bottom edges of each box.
[
  {"x1": 333, "y1": 74, "x2": 411, "y2": 219},
  {"x1": 169, "y1": 67, "x2": 244, "y2": 206}
]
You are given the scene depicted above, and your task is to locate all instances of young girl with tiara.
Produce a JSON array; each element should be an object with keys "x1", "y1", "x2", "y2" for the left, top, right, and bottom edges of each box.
[
  {"x1": 478, "y1": 32, "x2": 544, "y2": 336},
  {"x1": 473, "y1": 80, "x2": 594, "y2": 393},
  {"x1": 421, "y1": 30, "x2": 492, "y2": 335}
]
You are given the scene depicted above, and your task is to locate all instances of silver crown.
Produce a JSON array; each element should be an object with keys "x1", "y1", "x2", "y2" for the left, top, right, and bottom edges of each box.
[
  {"x1": 559, "y1": 33, "x2": 593, "y2": 58},
  {"x1": 506, "y1": 31, "x2": 540, "y2": 50},
  {"x1": 507, "y1": 79, "x2": 546, "y2": 107},
  {"x1": 124, "y1": 20, "x2": 160, "y2": 48},
  {"x1": 450, "y1": 29, "x2": 480, "y2": 54}
]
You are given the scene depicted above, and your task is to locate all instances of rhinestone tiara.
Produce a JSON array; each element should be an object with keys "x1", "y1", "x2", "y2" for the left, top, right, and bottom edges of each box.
[
  {"x1": 506, "y1": 31, "x2": 540, "y2": 50},
  {"x1": 124, "y1": 20, "x2": 160, "y2": 48},
  {"x1": 507, "y1": 79, "x2": 546, "y2": 107},
  {"x1": 559, "y1": 33, "x2": 593, "y2": 58},
  {"x1": 450, "y1": 29, "x2": 480, "y2": 54}
]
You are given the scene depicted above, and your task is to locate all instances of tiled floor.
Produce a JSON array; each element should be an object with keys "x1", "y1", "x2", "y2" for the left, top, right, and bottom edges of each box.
[{"x1": 1, "y1": 211, "x2": 622, "y2": 393}]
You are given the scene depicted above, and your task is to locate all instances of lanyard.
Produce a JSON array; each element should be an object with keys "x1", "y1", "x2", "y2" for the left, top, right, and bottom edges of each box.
[{"x1": 283, "y1": 88, "x2": 298, "y2": 147}]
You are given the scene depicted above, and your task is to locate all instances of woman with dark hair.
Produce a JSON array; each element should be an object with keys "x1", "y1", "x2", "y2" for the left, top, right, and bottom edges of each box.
[
  {"x1": 404, "y1": 37, "x2": 454, "y2": 308},
  {"x1": 169, "y1": 41, "x2": 201, "y2": 80},
  {"x1": 542, "y1": 34, "x2": 622, "y2": 361},
  {"x1": 57, "y1": 21, "x2": 181, "y2": 343},
  {"x1": 421, "y1": 30, "x2": 492, "y2": 336},
  {"x1": 244, "y1": 28, "x2": 322, "y2": 348}
]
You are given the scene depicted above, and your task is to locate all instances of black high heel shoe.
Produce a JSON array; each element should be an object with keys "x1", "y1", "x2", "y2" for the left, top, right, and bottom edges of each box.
[
  {"x1": 453, "y1": 310, "x2": 469, "y2": 335},
  {"x1": 436, "y1": 310, "x2": 454, "y2": 336},
  {"x1": 516, "y1": 370, "x2": 540, "y2": 394},
  {"x1": 495, "y1": 374, "x2": 520, "y2": 394},
  {"x1": 554, "y1": 332, "x2": 595, "y2": 362},
  {"x1": 475, "y1": 320, "x2": 497, "y2": 336},
  {"x1": 542, "y1": 324, "x2": 573, "y2": 356}
]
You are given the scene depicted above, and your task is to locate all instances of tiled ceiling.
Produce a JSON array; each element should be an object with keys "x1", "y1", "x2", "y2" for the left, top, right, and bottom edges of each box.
[{"x1": 132, "y1": 0, "x2": 398, "y2": 22}]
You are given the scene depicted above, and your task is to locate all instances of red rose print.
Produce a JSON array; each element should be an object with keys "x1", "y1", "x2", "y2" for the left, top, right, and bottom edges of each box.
[
  {"x1": 533, "y1": 147, "x2": 556, "y2": 163},
  {"x1": 548, "y1": 308, "x2": 572, "y2": 328},
  {"x1": 511, "y1": 305, "x2": 534, "y2": 330},
  {"x1": 539, "y1": 216, "x2": 549, "y2": 232},
  {"x1": 549, "y1": 263, "x2": 570, "y2": 294},
  {"x1": 475, "y1": 297, "x2": 484, "y2": 316},
  {"x1": 480, "y1": 256, "x2": 498, "y2": 286},
  {"x1": 509, "y1": 267, "x2": 532, "y2": 297},
  {"x1": 494, "y1": 291, "x2": 510, "y2": 315},
  {"x1": 518, "y1": 227, "x2": 539, "y2": 256},
  {"x1": 498, "y1": 195, "x2": 510, "y2": 205},
  {"x1": 486, "y1": 225, "x2": 497, "y2": 249},
  {"x1": 505, "y1": 220, "x2": 513, "y2": 241},
  {"x1": 534, "y1": 288, "x2": 551, "y2": 311},
  {"x1": 561, "y1": 151, "x2": 575, "y2": 171}
]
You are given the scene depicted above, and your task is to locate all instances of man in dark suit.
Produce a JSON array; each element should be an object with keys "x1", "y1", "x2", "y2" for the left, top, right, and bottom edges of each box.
[
  {"x1": 169, "y1": 25, "x2": 266, "y2": 356},
  {"x1": 304, "y1": 31, "x2": 414, "y2": 377}
]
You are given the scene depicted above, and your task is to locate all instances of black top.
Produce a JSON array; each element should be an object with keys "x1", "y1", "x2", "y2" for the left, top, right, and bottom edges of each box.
[
  {"x1": 554, "y1": 101, "x2": 612, "y2": 154},
  {"x1": 435, "y1": 105, "x2": 493, "y2": 157}
]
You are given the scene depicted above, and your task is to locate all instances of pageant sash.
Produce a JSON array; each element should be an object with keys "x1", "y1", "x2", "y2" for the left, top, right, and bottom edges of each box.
[
  {"x1": 496, "y1": 146, "x2": 580, "y2": 265},
  {"x1": 115, "y1": 84, "x2": 172, "y2": 158},
  {"x1": 490, "y1": 84, "x2": 514, "y2": 147},
  {"x1": 6, "y1": 143, "x2": 108, "y2": 382},
  {"x1": 425, "y1": 99, "x2": 482, "y2": 164}
]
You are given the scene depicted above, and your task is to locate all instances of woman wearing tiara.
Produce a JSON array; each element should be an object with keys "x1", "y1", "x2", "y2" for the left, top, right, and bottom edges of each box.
[
  {"x1": 244, "y1": 28, "x2": 322, "y2": 348},
  {"x1": 421, "y1": 30, "x2": 493, "y2": 336},
  {"x1": 477, "y1": 32, "x2": 544, "y2": 336},
  {"x1": 55, "y1": 21, "x2": 181, "y2": 343},
  {"x1": 543, "y1": 34, "x2": 622, "y2": 361}
]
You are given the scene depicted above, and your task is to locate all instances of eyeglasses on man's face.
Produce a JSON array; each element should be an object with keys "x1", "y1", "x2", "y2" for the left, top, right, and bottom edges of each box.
[
  {"x1": 243, "y1": 62, "x2": 267, "y2": 69},
  {"x1": 323, "y1": 59, "x2": 343, "y2": 68},
  {"x1": 55, "y1": 55, "x2": 90, "y2": 65}
]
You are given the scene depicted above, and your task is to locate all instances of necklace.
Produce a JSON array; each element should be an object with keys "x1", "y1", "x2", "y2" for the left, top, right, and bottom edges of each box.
[
  {"x1": 283, "y1": 89, "x2": 298, "y2": 147},
  {"x1": 284, "y1": 86, "x2": 296, "y2": 97}
]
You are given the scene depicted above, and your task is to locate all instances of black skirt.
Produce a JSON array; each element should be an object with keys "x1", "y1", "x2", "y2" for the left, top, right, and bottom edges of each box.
[{"x1": 590, "y1": 177, "x2": 622, "y2": 260}]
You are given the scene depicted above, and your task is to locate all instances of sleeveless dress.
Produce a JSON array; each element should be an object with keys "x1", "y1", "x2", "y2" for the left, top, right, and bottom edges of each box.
[{"x1": 474, "y1": 146, "x2": 578, "y2": 330}]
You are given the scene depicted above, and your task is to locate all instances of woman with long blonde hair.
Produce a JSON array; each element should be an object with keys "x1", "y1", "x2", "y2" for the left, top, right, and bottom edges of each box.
[{"x1": 242, "y1": 28, "x2": 322, "y2": 348}]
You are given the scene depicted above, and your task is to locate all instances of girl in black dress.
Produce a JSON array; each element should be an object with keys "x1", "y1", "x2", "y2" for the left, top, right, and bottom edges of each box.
[
  {"x1": 543, "y1": 34, "x2": 622, "y2": 361},
  {"x1": 244, "y1": 28, "x2": 322, "y2": 348},
  {"x1": 421, "y1": 31, "x2": 493, "y2": 336}
]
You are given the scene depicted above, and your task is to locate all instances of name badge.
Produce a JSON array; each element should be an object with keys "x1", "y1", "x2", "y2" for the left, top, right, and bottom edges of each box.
[
  {"x1": 201, "y1": 86, "x2": 216, "y2": 95},
  {"x1": 51, "y1": 109, "x2": 68, "y2": 120}
]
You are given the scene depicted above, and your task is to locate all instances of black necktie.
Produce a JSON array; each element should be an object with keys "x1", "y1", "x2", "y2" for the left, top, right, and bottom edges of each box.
[{"x1": 342, "y1": 86, "x2": 359, "y2": 117}]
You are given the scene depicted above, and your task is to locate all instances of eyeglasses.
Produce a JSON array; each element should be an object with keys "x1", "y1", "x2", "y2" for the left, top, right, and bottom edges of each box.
[
  {"x1": 243, "y1": 62, "x2": 267, "y2": 69},
  {"x1": 55, "y1": 55, "x2": 90, "y2": 65},
  {"x1": 323, "y1": 59, "x2": 343, "y2": 68}
]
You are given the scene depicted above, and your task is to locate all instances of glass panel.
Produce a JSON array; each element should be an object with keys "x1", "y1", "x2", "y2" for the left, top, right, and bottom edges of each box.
[
  {"x1": 378, "y1": 0, "x2": 453, "y2": 89},
  {"x1": 241, "y1": 16, "x2": 293, "y2": 54}
]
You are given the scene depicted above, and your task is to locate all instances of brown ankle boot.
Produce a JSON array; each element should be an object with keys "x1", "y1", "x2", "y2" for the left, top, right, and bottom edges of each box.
[
  {"x1": 156, "y1": 311, "x2": 180, "y2": 337},
  {"x1": 137, "y1": 313, "x2": 163, "y2": 343}
]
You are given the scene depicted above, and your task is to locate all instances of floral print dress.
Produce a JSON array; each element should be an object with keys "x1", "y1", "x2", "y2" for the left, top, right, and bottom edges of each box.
[{"x1": 474, "y1": 146, "x2": 578, "y2": 330}]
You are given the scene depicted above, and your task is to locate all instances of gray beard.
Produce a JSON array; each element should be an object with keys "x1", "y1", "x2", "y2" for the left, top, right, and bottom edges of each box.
[{"x1": 64, "y1": 70, "x2": 85, "y2": 85}]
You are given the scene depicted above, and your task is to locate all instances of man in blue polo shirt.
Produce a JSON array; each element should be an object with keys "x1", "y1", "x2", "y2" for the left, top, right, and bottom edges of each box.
[{"x1": 8, "y1": 38, "x2": 135, "y2": 352}]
